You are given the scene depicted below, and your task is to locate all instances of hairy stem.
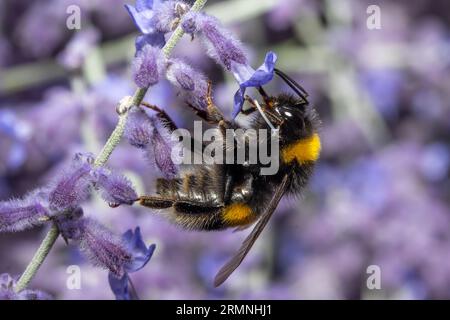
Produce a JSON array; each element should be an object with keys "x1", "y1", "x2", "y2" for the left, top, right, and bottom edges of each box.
[
  {"x1": 14, "y1": 224, "x2": 59, "y2": 293},
  {"x1": 94, "y1": 0, "x2": 208, "y2": 167},
  {"x1": 14, "y1": 0, "x2": 209, "y2": 293}
]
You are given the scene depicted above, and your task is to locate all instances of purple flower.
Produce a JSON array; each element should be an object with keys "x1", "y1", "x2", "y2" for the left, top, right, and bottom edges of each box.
[
  {"x1": 232, "y1": 51, "x2": 278, "y2": 118},
  {"x1": 108, "y1": 273, "x2": 133, "y2": 300},
  {"x1": 92, "y1": 168, "x2": 138, "y2": 207},
  {"x1": 182, "y1": 12, "x2": 247, "y2": 70},
  {"x1": 181, "y1": 13, "x2": 278, "y2": 118},
  {"x1": 123, "y1": 227, "x2": 156, "y2": 272},
  {"x1": 166, "y1": 58, "x2": 209, "y2": 110},
  {"x1": 48, "y1": 156, "x2": 94, "y2": 212},
  {"x1": 132, "y1": 44, "x2": 167, "y2": 88},
  {"x1": 77, "y1": 218, "x2": 132, "y2": 277},
  {"x1": 57, "y1": 27, "x2": 100, "y2": 70},
  {"x1": 146, "y1": 116, "x2": 179, "y2": 179},
  {"x1": 54, "y1": 209, "x2": 153, "y2": 285},
  {"x1": 125, "y1": 0, "x2": 160, "y2": 34},
  {"x1": 125, "y1": 0, "x2": 189, "y2": 50},
  {"x1": 108, "y1": 227, "x2": 156, "y2": 300},
  {"x1": 124, "y1": 108, "x2": 154, "y2": 148},
  {"x1": 0, "y1": 273, "x2": 51, "y2": 300},
  {"x1": 0, "y1": 193, "x2": 49, "y2": 233},
  {"x1": 125, "y1": 109, "x2": 179, "y2": 178}
]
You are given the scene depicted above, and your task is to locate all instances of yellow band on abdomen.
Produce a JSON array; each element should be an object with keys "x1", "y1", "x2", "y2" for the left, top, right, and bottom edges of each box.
[
  {"x1": 281, "y1": 133, "x2": 321, "y2": 164},
  {"x1": 222, "y1": 203, "x2": 256, "y2": 227}
]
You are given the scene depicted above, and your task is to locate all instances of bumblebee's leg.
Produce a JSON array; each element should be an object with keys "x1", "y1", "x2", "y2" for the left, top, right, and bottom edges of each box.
[
  {"x1": 172, "y1": 200, "x2": 225, "y2": 230},
  {"x1": 205, "y1": 81, "x2": 224, "y2": 121},
  {"x1": 243, "y1": 96, "x2": 283, "y2": 126},
  {"x1": 140, "y1": 102, "x2": 178, "y2": 131},
  {"x1": 138, "y1": 196, "x2": 174, "y2": 209},
  {"x1": 241, "y1": 95, "x2": 258, "y2": 116},
  {"x1": 138, "y1": 195, "x2": 225, "y2": 230},
  {"x1": 186, "y1": 81, "x2": 224, "y2": 124}
]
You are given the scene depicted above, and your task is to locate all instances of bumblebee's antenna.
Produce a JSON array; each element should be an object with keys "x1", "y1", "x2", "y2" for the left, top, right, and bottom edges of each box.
[
  {"x1": 257, "y1": 86, "x2": 272, "y2": 106},
  {"x1": 253, "y1": 99, "x2": 276, "y2": 131},
  {"x1": 274, "y1": 68, "x2": 309, "y2": 103}
]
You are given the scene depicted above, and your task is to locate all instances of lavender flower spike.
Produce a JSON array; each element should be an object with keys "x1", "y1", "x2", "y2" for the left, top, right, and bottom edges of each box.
[
  {"x1": 109, "y1": 227, "x2": 156, "y2": 300},
  {"x1": 92, "y1": 167, "x2": 138, "y2": 207},
  {"x1": 0, "y1": 194, "x2": 49, "y2": 233},
  {"x1": 166, "y1": 58, "x2": 209, "y2": 110},
  {"x1": 124, "y1": 108, "x2": 154, "y2": 148},
  {"x1": 132, "y1": 44, "x2": 167, "y2": 88}
]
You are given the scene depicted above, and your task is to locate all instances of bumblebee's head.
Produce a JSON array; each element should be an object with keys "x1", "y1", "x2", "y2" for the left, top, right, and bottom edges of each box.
[
  {"x1": 255, "y1": 69, "x2": 320, "y2": 145},
  {"x1": 270, "y1": 94, "x2": 319, "y2": 144},
  {"x1": 254, "y1": 69, "x2": 321, "y2": 165}
]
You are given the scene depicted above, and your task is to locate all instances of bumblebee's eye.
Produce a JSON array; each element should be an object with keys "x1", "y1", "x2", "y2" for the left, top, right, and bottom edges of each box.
[{"x1": 283, "y1": 111, "x2": 293, "y2": 118}]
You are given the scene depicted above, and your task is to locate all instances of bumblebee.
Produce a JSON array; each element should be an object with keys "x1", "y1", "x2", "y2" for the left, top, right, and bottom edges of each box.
[{"x1": 136, "y1": 69, "x2": 321, "y2": 286}]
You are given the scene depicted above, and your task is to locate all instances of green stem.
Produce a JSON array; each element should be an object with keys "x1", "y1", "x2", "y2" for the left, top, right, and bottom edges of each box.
[
  {"x1": 13, "y1": 0, "x2": 208, "y2": 293},
  {"x1": 14, "y1": 225, "x2": 59, "y2": 293},
  {"x1": 94, "y1": 0, "x2": 207, "y2": 167}
]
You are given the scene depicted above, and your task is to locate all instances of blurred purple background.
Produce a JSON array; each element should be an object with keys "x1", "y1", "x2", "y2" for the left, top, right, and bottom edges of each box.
[{"x1": 0, "y1": 0, "x2": 449, "y2": 299}]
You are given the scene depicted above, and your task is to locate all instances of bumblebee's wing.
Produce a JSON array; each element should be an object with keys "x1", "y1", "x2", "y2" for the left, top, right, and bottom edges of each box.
[{"x1": 214, "y1": 173, "x2": 290, "y2": 287}]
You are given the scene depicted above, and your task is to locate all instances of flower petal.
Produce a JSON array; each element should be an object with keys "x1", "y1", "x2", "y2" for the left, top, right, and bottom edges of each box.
[
  {"x1": 232, "y1": 51, "x2": 278, "y2": 118},
  {"x1": 125, "y1": 4, "x2": 156, "y2": 34},
  {"x1": 123, "y1": 227, "x2": 156, "y2": 273},
  {"x1": 136, "y1": 0, "x2": 154, "y2": 12},
  {"x1": 108, "y1": 273, "x2": 132, "y2": 300}
]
